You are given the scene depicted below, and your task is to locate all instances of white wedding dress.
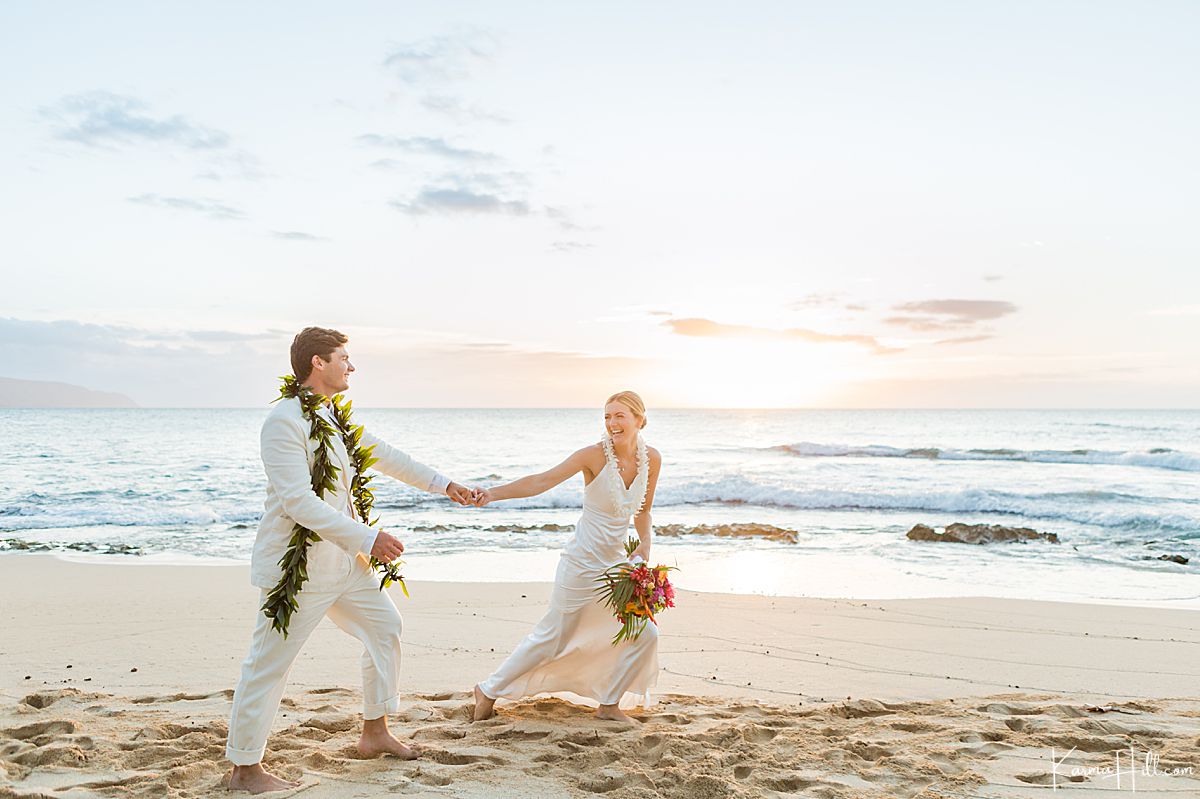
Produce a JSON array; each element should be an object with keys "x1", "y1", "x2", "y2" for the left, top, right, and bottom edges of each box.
[{"x1": 478, "y1": 446, "x2": 658, "y2": 709}]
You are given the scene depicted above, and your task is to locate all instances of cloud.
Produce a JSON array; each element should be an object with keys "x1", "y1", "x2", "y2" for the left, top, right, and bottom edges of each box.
[
  {"x1": 544, "y1": 205, "x2": 591, "y2": 232},
  {"x1": 382, "y1": 30, "x2": 499, "y2": 85},
  {"x1": 391, "y1": 188, "x2": 529, "y2": 216},
  {"x1": 40, "y1": 91, "x2": 229, "y2": 150},
  {"x1": 791, "y1": 292, "x2": 845, "y2": 309},
  {"x1": 894, "y1": 299, "x2": 1017, "y2": 321},
  {"x1": 882, "y1": 315, "x2": 962, "y2": 332},
  {"x1": 271, "y1": 231, "x2": 326, "y2": 242},
  {"x1": 363, "y1": 339, "x2": 650, "y2": 407},
  {"x1": 0, "y1": 317, "x2": 656, "y2": 407},
  {"x1": 195, "y1": 150, "x2": 268, "y2": 181},
  {"x1": 451, "y1": 170, "x2": 531, "y2": 190},
  {"x1": 932, "y1": 334, "x2": 994, "y2": 346},
  {"x1": 550, "y1": 240, "x2": 595, "y2": 253},
  {"x1": 420, "y1": 94, "x2": 509, "y2": 124},
  {"x1": 390, "y1": 171, "x2": 532, "y2": 216},
  {"x1": 185, "y1": 330, "x2": 283, "y2": 342},
  {"x1": 790, "y1": 292, "x2": 871, "y2": 314},
  {"x1": 983, "y1": 274, "x2": 1004, "y2": 282},
  {"x1": 0, "y1": 317, "x2": 288, "y2": 405},
  {"x1": 664, "y1": 317, "x2": 898, "y2": 354},
  {"x1": 885, "y1": 298, "x2": 1017, "y2": 331},
  {"x1": 358, "y1": 134, "x2": 498, "y2": 162},
  {"x1": 127, "y1": 193, "x2": 246, "y2": 221}
]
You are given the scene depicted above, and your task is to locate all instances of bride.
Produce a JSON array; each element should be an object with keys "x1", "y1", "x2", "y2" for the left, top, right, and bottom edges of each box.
[{"x1": 471, "y1": 391, "x2": 663, "y2": 722}]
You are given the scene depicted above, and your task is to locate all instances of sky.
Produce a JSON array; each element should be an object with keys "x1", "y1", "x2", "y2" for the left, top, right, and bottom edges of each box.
[{"x1": 2, "y1": 1, "x2": 1197, "y2": 408}]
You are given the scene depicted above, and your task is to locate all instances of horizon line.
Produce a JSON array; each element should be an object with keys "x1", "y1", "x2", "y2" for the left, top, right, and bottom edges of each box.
[{"x1": 5, "y1": 406, "x2": 1199, "y2": 412}]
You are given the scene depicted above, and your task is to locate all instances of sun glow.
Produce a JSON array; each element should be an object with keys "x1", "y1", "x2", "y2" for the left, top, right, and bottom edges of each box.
[{"x1": 650, "y1": 339, "x2": 863, "y2": 408}]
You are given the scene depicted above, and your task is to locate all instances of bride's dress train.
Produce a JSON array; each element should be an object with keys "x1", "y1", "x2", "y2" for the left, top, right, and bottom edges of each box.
[{"x1": 477, "y1": 453, "x2": 658, "y2": 709}]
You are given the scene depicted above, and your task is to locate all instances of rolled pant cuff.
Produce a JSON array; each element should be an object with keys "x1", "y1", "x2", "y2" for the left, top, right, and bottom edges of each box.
[
  {"x1": 225, "y1": 742, "x2": 267, "y2": 766},
  {"x1": 363, "y1": 693, "x2": 400, "y2": 720}
]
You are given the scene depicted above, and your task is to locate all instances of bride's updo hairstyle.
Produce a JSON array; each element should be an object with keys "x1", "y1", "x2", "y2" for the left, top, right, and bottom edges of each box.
[{"x1": 606, "y1": 390, "x2": 648, "y2": 430}]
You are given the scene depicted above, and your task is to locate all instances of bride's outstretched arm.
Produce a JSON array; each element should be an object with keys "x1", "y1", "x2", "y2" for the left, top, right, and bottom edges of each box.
[
  {"x1": 630, "y1": 448, "x2": 663, "y2": 562},
  {"x1": 477, "y1": 446, "x2": 596, "y2": 504}
]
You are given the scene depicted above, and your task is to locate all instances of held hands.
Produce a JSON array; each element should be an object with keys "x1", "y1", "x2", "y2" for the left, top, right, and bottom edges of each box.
[
  {"x1": 444, "y1": 481, "x2": 494, "y2": 507},
  {"x1": 445, "y1": 481, "x2": 473, "y2": 506},
  {"x1": 629, "y1": 543, "x2": 651, "y2": 564}
]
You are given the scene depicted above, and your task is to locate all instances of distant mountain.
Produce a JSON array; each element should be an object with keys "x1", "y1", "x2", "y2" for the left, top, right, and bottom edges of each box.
[{"x1": 0, "y1": 377, "x2": 137, "y2": 408}]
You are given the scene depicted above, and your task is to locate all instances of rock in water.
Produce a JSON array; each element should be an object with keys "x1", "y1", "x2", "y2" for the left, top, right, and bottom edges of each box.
[{"x1": 906, "y1": 523, "x2": 1059, "y2": 545}]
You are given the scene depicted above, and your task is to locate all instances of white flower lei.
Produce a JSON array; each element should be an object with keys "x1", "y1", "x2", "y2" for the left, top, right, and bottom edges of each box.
[{"x1": 600, "y1": 432, "x2": 650, "y2": 518}]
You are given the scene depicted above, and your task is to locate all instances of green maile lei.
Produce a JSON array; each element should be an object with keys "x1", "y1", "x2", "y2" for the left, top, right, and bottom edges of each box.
[{"x1": 261, "y1": 374, "x2": 408, "y2": 637}]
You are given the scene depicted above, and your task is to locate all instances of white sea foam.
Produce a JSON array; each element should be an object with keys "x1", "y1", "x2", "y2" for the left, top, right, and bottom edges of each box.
[{"x1": 772, "y1": 442, "x2": 1200, "y2": 472}]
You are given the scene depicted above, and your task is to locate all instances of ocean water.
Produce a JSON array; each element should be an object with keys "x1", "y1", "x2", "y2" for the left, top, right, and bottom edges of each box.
[{"x1": 2, "y1": 408, "x2": 1198, "y2": 606}]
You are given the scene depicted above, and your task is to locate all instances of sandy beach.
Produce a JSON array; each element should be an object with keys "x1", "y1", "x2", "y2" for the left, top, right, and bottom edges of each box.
[{"x1": 1, "y1": 553, "x2": 1198, "y2": 798}]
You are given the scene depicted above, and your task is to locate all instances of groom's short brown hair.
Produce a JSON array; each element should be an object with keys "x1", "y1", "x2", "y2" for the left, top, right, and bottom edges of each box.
[{"x1": 291, "y1": 327, "x2": 349, "y2": 380}]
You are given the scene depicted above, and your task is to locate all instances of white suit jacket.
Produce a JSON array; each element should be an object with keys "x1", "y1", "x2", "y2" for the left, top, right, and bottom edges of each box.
[{"x1": 250, "y1": 396, "x2": 449, "y2": 590}]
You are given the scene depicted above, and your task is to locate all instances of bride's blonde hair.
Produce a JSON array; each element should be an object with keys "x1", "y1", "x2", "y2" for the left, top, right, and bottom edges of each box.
[{"x1": 606, "y1": 390, "x2": 647, "y2": 429}]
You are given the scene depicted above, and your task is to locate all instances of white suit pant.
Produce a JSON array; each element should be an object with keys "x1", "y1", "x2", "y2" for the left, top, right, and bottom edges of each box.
[{"x1": 225, "y1": 568, "x2": 403, "y2": 765}]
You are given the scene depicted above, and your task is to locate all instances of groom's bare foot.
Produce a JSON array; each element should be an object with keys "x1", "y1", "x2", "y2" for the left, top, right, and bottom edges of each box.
[
  {"x1": 356, "y1": 730, "x2": 420, "y2": 760},
  {"x1": 473, "y1": 684, "x2": 496, "y2": 721},
  {"x1": 228, "y1": 763, "x2": 299, "y2": 794},
  {"x1": 595, "y1": 704, "x2": 632, "y2": 722},
  {"x1": 357, "y1": 716, "x2": 420, "y2": 760}
]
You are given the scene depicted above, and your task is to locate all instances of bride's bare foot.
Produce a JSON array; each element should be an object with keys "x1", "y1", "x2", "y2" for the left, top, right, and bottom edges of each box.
[
  {"x1": 473, "y1": 684, "x2": 496, "y2": 721},
  {"x1": 595, "y1": 704, "x2": 632, "y2": 722},
  {"x1": 357, "y1": 716, "x2": 420, "y2": 760},
  {"x1": 228, "y1": 763, "x2": 299, "y2": 794}
]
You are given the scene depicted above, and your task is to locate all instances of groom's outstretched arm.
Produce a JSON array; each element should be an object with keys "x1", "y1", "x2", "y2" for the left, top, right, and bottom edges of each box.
[
  {"x1": 361, "y1": 428, "x2": 469, "y2": 503},
  {"x1": 261, "y1": 416, "x2": 377, "y2": 557}
]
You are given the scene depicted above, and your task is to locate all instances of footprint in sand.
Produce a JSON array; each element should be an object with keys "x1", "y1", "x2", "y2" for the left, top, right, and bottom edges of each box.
[
  {"x1": 1033, "y1": 733, "x2": 1134, "y2": 753},
  {"x1": 300, "y1": 750, "x2": 352, "y2": 773},
  {"x1": 486, "y1": 727, "x2": 553, "y2": 743},
  {"x1": 299, "y1": 714, "x2": 357, "y2": 733},
  {"x1": 740, "y1": 723, "x2": 779, "y2": 743},
  {"x1": 422, "y1": 749, "x2": 508, "y2": 766},
  {"x1": 757, "y1": 774, "x2": 818, "y2": 793},
  {"x1": 844, "y1": 740, "x2": 896, "y2": 762},
  {"x1": 831, "y1": 698, "x2": 894, "y2": 718},
  {"x1": 413, "y1": 725, "x2": 468, "y2": 741},
  {"x1": 415, "y1": 692, "x2": 459, "y2": 702},
  {"x1": 576, "y1": 768, "x2": 655, "y2": 794},
  {"x1": 131, "y1": 722, "x2": 198, "y2": 741},
  {"x1": 891, "y1": 720, "x2": 947, "y2": 733},
  {"x1": 410, "y1": 770, "x2": 453, "y2": 786},
  {"x1": 21, "y1": 689, "x2": 100, "y2": 710},
  {"x1": 1017, "y1": 771, "x2": 1087, "y2": 785},
  {"x1": 11, "y1": 743, "x2": 91, "y2": 767},
  {"x1": 129, "y1": 690, "x2": 231, "y2": 704},
  {"x1": 2, "y1": 720, "x2": 79, "y2": 740},
  {"x1": 563, "y1": 731, "x2": 608, "y2": 747},
  {"x1": 977, "y1": 702, "x2": 1046, "y2": 716}
]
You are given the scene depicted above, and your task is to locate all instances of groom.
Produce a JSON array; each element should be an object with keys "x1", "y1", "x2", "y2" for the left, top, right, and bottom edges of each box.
[{"x1": 226, "y1": 326, "x2": 474, "y2": 794}]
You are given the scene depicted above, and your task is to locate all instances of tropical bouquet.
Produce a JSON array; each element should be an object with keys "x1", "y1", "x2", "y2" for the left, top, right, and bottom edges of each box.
[{"x1": 594, "y1": 538, "x2": 677, "y2": 644}]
